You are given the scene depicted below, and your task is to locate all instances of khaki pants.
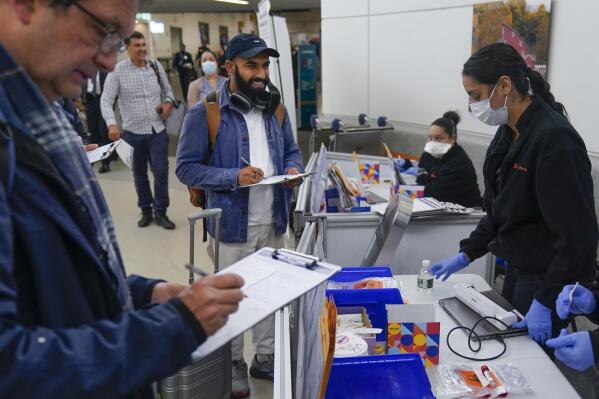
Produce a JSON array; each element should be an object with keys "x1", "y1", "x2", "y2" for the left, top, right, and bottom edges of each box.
[{"x1": 209, "y1": 224, "x2": 286, "y2": 361}]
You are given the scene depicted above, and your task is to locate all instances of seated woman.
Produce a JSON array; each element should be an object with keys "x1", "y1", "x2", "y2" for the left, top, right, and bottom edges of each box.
[
  {"x1": 408, "y1": 111, "x2": 482, "y2": 207},
  {"x1": 187, "y1": 50, "x2": 227, "y2": 106}
]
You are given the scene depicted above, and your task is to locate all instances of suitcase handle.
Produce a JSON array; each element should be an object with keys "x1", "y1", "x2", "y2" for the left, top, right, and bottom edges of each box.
[{"x1": 188, "y1": 208, "x2": 222, "y2": 284}]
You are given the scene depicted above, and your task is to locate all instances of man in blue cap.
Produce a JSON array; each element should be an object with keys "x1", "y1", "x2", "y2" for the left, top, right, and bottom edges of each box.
[{"x1": 176, "y1": 33, "x2": 303, "y2": 397}]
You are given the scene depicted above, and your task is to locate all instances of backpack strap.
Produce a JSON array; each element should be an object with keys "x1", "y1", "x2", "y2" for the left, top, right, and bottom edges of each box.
[
  {"x1": 204, "y1": 91, "x2": 220, "y2": 149},
  {"x1": 0, "y1": 121, "x2": 15, "y2": 195},
  {"x1": 275, "y1": 103, "x2": 286, "y2": 128}
]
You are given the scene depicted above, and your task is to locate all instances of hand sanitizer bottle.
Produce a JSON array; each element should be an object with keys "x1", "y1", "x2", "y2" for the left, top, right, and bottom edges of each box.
[{"x1": 417, "y1": 260, "x2": 433, "y2": 294}]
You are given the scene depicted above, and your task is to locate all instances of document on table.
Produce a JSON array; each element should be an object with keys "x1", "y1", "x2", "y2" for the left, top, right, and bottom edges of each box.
[
  {"x1": 86, "y1": 140, "x2": 120, "y2": 164},
  {"x1": 191, "y1": 247, "x2": 342, "y2": 359},
  {"x1": 240, "y1": 172, "x2": 313, "y2": 187},
  {"x1": 371, "y1": 197, "x2": 446, "y2": 215}
]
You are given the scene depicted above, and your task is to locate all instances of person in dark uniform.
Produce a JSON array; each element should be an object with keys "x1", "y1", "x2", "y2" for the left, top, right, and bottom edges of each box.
[
  {"x1": 406, "y1": 111, "x2": 481, "y2": 207},
  {"x1": 173, "y1": 43, "x2": 194, "y2": 100},
  {"x1": 85, "y1": 71, "x2": 112, "y2": 173},
  {"x1": 431, "y1": 43, "x2": 598, "y2": 349}
]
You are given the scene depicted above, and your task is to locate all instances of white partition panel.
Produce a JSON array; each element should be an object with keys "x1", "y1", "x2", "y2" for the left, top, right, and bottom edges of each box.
[
  {"x1": 322, "y1": 0, "x2": 368, "y2": 18},
  {"x1": 369, "y1": 0, "x2": 494, "y2": 14},
  {"x1": 548, "y1": 0, "x2": 599, "y2": 155},
  {"x1": 369, "y1": 6, "x2": 494, "y2": 135},
  {"x1": 321, "y1": 17, "x2": 369, "y2": 117}
]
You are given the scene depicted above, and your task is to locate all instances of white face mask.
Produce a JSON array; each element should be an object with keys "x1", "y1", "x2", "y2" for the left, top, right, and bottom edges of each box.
[
  {"x1": 424, "y1": 141, "x2": 452, "y2": 158},
  {"x1": 202, "y1": 60, "x2": 217, "y2": 75},
  {"x1": 469, "y1": 83, "x2": 508, "y2": 126}
]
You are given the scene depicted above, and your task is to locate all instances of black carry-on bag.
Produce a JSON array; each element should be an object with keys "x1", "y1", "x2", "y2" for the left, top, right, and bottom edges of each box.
[{"x1": 159, "y1": 208, "x2": 232, "y2": 399}]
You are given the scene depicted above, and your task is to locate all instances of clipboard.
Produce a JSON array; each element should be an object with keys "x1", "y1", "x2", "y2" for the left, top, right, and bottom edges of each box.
[
  {"x1": 86, "y1": 140, "x2": 120, "y2": 164},
  {"x1": 240, "y1": 172, "x2": 313, "y2": 188},
  {"x1": 191, "y1": 247, "x2": 342, "y2": 360}
]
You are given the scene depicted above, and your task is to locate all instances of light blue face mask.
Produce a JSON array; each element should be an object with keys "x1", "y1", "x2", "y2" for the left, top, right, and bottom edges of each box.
[
  {"x1": 469, "y1": 83, "x2": 509, "y2": 126},
  {"x1": 201, "y1": 60, "x2": 217, "y2": 75}
]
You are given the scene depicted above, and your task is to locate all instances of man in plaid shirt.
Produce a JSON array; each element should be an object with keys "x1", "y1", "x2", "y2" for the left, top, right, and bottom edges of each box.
[{"x1": 101, "y1": 30, "x2": 176, "y2": 230}]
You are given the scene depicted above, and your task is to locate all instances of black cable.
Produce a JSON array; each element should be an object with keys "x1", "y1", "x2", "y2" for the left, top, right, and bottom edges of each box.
[{"x1": 446, "y1": 316, "x2": 510, "y2": 361}]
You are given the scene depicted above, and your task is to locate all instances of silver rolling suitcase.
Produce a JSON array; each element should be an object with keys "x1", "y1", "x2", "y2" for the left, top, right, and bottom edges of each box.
[{"x1": 159, "y1": 209, "x2": 232, "y2": 399}]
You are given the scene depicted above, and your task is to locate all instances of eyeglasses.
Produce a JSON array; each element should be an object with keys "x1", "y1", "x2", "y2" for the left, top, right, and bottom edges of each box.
[{"x1": 71, "y1": 1, "x2": 125, "y2": 53}]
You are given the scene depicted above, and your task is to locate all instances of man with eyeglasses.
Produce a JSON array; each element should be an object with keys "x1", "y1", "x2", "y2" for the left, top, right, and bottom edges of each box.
[
  {"x1": 101, "y1": 30, "x2": 177, "y2": 230},
  {"x1": 0, "y1": 1, "x2": 244, "y2": 398}
]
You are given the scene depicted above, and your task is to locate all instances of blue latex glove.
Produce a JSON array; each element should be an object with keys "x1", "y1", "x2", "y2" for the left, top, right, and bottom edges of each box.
[
  {"x1": 512, "y1": 299, "x2": 552, "y2": 344},
  {"x1": 546, "y1": 329, "x2": 596, "y2": 371},
  {"x1": 431, "y1": 252, "x2": 470, "y2": 281},
  {"x1": 394, "y1": 159, "x2": 406, "y2": 171},
  {"x1": 403, "y1": 166, "x2": 419, "y2": 175},
  {"x1": 556, "y1": 284, "x2": 596, "y2": 320}
]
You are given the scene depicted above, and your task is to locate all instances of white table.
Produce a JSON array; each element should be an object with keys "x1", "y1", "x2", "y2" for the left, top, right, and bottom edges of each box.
[{"x1": 395, "y1": 274, "x2": 580, "y2": 398}]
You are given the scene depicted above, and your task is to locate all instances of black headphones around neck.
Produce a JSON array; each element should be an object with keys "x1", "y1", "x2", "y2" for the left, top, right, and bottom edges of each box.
[{"x1": 230, "y1": 82, "x2": 281, "y2": 114}]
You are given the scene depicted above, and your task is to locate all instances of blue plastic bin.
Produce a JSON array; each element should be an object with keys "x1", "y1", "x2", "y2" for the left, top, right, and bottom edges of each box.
[
  {"x1": 326, "y1": 267, "x2": 403, "y2": 341},
  {"x1": 325, "y1": 354, "x2": 435, "y2": 399}
]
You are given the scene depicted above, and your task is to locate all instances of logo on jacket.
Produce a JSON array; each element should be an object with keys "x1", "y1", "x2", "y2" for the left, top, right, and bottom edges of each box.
[{"x1": 512, "y1": 163, "x2": 528, "y2": 172}]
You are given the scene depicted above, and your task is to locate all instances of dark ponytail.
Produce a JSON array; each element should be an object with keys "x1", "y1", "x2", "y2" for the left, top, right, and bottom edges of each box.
[
  {"x1": 526, "y1": 68, "x2": 567, "y2": 117},
  {"x1": 432, "y1": 111, "x2": 460, "y2": 142},
  {"x1": 463, "y1": 43, "x2": 567, "y2": 117}
]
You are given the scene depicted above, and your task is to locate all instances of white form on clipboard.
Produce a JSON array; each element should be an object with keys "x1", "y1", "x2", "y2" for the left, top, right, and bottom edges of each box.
[
  {"x1": 239, "y1": 172, "x2": 313, "y2": 188},
  {"x1": 86, "y1": 140, "x2": 121, "y2": 164},
  {"x1": 191, "y1": 247, "x2": 341, "y2": 360}
]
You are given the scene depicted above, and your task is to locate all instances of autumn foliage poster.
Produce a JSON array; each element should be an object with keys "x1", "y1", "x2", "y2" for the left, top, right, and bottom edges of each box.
[{"x1": 473, "y1": 0, "x2": 552, "y2": 77}]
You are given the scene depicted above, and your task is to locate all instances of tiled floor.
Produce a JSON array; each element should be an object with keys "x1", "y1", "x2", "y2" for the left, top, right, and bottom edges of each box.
[{"x1": 96, "y1": 157, "x2": 272, "y2": 399}]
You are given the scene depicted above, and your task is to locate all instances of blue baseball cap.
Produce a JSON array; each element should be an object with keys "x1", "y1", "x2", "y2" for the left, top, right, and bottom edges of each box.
[{"x1": 225, "y1": 33, "x2": 280, "y2": 60}]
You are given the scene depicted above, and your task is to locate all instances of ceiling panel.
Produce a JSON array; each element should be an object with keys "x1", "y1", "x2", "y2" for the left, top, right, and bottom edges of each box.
[{"x1": 141, "y1": 0, "x2": 320, "y2": 13}]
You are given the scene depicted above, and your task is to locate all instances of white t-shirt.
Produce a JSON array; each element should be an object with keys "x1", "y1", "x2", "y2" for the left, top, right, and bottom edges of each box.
[{"x1": 243, "y1": 108, "x2": 275, "y2": 226}]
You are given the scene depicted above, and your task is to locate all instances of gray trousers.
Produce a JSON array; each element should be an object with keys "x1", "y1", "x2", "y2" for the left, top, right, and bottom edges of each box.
[{"x1": 209, "y1": 224, "x2": 286, "y2": 361}]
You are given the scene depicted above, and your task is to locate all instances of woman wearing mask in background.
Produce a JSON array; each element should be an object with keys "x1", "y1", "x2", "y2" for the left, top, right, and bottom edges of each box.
[
  {"x1": 187, "y1": 50, "x2": 227, "y2": 106},
  {"x1": 405, "y1": 111, "x2": 481, "y2": 207},
  {"x1": 431, "y1": 43, "x2": 598, "y2": 348}
]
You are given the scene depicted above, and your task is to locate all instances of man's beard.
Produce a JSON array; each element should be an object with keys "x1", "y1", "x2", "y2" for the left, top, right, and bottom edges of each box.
[{"x1": 234, "y1": 66, "x2": 269, "y2": 101}]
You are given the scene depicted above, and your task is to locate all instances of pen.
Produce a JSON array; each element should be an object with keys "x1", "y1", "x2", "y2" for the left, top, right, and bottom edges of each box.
[
  {"x1": 185, "y1": 263, "x2": 248, "y2": 298},
  {"x1": 240, "y1": 157, "x2": 263, "y2": 179},
  {"x1": 185, "y1": 263, "x2": 209, "y2": 278},
  {"x1": 569, "y1": 282, "x2": 579, "y2": 304}
]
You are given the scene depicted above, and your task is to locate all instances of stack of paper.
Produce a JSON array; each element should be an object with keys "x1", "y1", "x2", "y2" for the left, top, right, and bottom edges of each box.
[
  {"x1": 370, "y1": 197, "x2": 472, "y2": 217},
  {"x1": 328, "y1": 162, "x2": 359, "y2": 209}
]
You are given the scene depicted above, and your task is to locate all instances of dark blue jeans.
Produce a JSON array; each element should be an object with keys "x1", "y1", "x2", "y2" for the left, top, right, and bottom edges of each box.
[
  {"x1": 122, "y1": 130, "x2": 169, "y2": 215},
  {"x1": 502, "y1": 266, "x2": 568, "y2": 357}
]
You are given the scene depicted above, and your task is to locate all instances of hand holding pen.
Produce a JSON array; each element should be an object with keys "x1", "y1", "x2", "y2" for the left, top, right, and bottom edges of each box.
[
  {"x1": 238, "y1": 156, "x2": 264, "y2": 186},
  {"x1": 178, "y1": 264, "x2": 246, "y2": 335}
]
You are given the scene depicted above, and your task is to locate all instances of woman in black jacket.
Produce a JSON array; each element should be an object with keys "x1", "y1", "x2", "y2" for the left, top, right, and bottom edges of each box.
[
  {"x1": 431, "y1": 43, "x2": 598, "y2": 347},
  {"x1": 413, "y1": 111, "x2": 482, "y2": 207}
]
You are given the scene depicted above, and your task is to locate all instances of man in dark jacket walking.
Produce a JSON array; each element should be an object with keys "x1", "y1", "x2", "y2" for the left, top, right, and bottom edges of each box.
[
  {"x1": 85, "y1": 71, "x2": 113, "y2": 173},
  {"x1": 0, "y1": 1, "x2": 243, "y2": 398},
  {"x1": 173, "y1": 43, "x2": 194, "y2": 99}
]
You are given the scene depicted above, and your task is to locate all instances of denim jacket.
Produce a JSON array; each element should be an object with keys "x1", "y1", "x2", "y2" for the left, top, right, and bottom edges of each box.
[{"x1": 176, "y1": 87, "x2": 303, "y2": 243}]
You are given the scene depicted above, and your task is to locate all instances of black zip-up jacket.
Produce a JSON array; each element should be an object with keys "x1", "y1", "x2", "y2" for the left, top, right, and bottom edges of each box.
[
  {"x1": 416, "y1": 144, "x2": 482, "y2": 208},
  {"x1": 588, "y1": 290, "x2": 599, "y2": 365},
  {"x1": 460, "y1": 96, "x2": 598, "y2": 308}
]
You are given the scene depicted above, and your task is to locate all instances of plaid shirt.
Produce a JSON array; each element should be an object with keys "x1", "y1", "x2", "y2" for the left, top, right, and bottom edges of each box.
[{"x1": 101, "y1": 58, "x2": 174, "y2": 135}]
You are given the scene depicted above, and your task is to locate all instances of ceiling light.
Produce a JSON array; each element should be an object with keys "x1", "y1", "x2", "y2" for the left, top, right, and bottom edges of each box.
[{"x1": 214, "y1": 0, "x2": 250, "y2": 5}]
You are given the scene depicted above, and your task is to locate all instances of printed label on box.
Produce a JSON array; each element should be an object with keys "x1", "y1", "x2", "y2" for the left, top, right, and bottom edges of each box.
[
  {"x1": 359, "y1": 162, "x2": 380, "y2": 184},
  {"x1": 387, "y1": 322, "x2": 440, "y2": 367}
]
